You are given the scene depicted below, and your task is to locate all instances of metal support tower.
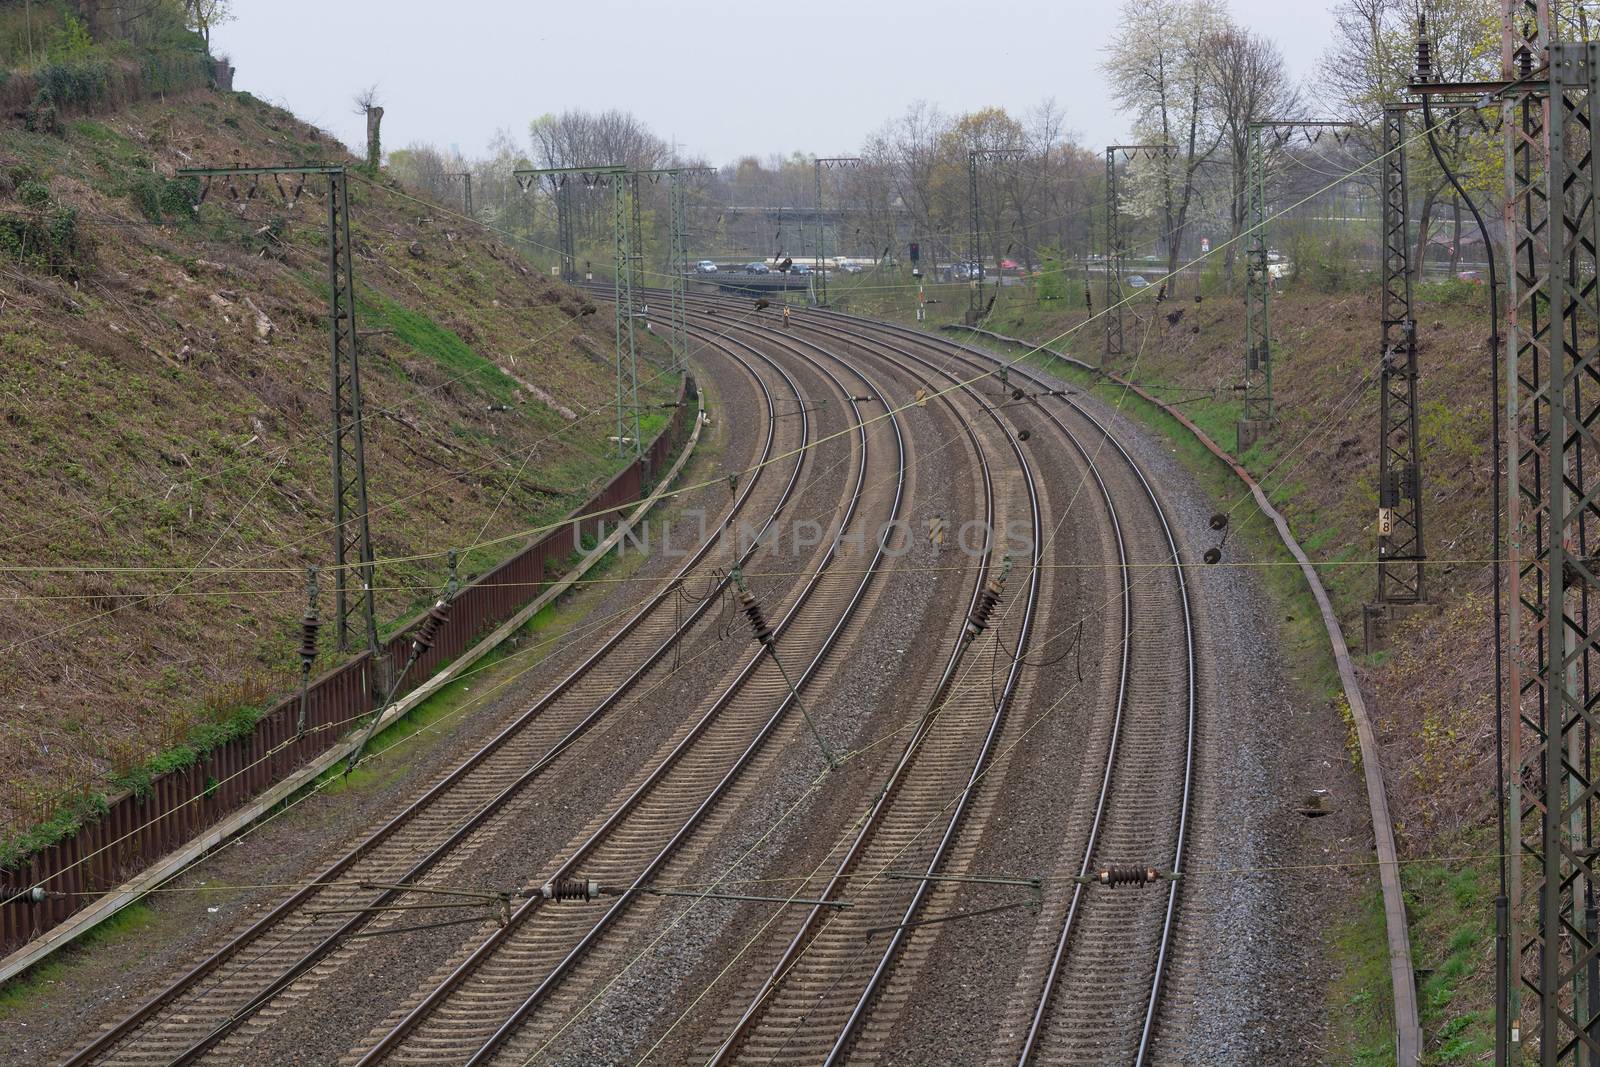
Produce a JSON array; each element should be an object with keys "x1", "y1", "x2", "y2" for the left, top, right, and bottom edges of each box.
[
  {"x1": 1240, "y1": 121, "x2": 1354, "y2": 441},
  {"x1": 1102, "y1": 144, "x2": 1173, "y2": 366},
  {"x1": 968, "y1": 148, "x2": 1025, "y2": 318},
  {"x1": 813, "y1": 157, "x2": 861, "y2": 306},
  {"x1": 1374, "y1": 104, "x2": 1426, "y2": 609},
  {"x1": 629, "y1": 172, "x2": 645, "y2": 294},
  {"x1": 178, "y1": 164, "x2": 380, "y2": 662},
  {"x1": 558, "y1": 178, "x2": 576, "y2": 281},
  {"x1": 1497, "y1": 16, "x2": 1600, "y2": 1066},
  {"x1": 628, "y1": 167, "x2": 714, "y2": 373},
  {"x1": 669, "y1": 175, "x2": 688, "y2": 370},
  {"x1": 1242, "y1": 125, "x2": 1271, "y2": 423},
  {"x1": 516, "y1": 165, "x2": 636, "y2": 456}
]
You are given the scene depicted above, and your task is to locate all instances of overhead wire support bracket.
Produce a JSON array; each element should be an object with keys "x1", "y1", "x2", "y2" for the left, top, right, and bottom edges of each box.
[
  {"x1": 179, "y1": 162, "x2": 381, "y2": 670},
  {"x1": 343, "y1": 551, "x2": 460, "y2": 776},
  {"x1": 813, "y1": 157, "x2": 862, "y2": 306},
  {"x1": 1102, "y1": 144, "x2": 1175, "y2": 369},
  {"x1": 968, "y1": 148, "x2": 1026, "y2": 322}
]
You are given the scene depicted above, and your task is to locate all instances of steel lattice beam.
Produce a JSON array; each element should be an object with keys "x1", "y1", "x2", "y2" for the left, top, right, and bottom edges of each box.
[
  {"x1": 968, "y1": 148, "x2": 1024, "y2": 320},
  {"x1": 1102, "y1": 145, "x2": 1172, "y2": 367},
  {"x1": 180, "y1": 163, "x2": 380, "y2": 662},
  {"x1": 814, "y1": 157, "x2": 860, "y2": 306},
  {"x1": 1375, "y1": 105, "x2": 1426, "y2": 606},
  {"x1": 1502, "y1": 10, "x2": 1600, "y2": 1063}
]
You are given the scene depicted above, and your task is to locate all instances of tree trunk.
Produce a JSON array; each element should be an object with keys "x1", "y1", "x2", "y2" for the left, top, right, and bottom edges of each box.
[
  {"x1": 364, "y1": 107, "x2": 384, "y2": 174},
  {"x1": 1449, "y1": 194, "x2": 1461, "y2": 275},
  {"x1": 1413, "y1": 185, "x2": 1438, "y2": 286}
]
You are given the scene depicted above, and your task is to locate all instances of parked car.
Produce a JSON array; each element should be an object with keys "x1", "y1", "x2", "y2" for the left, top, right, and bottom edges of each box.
[
  {"x1": 789, "y1": 262, "x2": 811, "y2": 274},
  {"x1": 839, "y1": 262, "x2": 864, "y2": 274},
  {"x1": 1000, "y1": 258, "x2": 1020, "y2": 270},
  {"x1": 949, "y1": 262, "x2": 981, "y2": 279},
  {"x1": 694, "y1": 260, "x2": 719, "y2": 273},
  {"x1": 1127, "y1": 275, "x2": 1151, "y2": 288},
  {"x1": 744, "y1": 262, "x2": 771, "y2": 274}
]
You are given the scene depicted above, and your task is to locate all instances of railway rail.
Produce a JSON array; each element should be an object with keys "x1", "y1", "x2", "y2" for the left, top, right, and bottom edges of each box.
[
  {"x1": 346, "y1": 317, "x2": 911, "y2": 1065},
  {"x1": 64, "y1": 334, "x2": 814, "y2": 1067},
  {"x1": 812, "y1": 308, "x2": 1196, "y2": 1066},
  {"x1": 62, "y1": 292, "x2": 1203, "y2": 1067}
]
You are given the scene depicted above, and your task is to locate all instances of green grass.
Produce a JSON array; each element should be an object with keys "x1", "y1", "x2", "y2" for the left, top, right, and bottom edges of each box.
[
  {"x1": 0, "y1": 903, "x2": 157, "y2": 1017},
  {"x1": 358, "y1": 293, "x2": 520, "y2": 405},
  {"x1": 1329, "y1": 885, "x2": 1399, "y2": 1065},
  {"x1": 1406, "y1": 844, "x2": 1497, "y2": 1064}
]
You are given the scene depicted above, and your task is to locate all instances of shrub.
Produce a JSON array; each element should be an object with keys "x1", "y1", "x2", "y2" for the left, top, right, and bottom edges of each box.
[
  {"x1": 1035, "y1": 245, "x2": 1069, "y2": 303},
  {"x1": 17, "y1": 180, "x2": 50, "y2": 209},
  {"x1": 36, "y1": 58, "x2": 108, "y2": 109}
]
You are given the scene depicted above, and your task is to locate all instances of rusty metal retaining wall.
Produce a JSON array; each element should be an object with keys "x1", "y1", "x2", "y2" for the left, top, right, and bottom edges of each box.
[{"x1": 0, "y1": 377, "x2": 696, "y2": 955}]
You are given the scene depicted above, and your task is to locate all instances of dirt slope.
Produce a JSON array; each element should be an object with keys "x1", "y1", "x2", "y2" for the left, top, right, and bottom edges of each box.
[{"x1": 0, "y1": 86, "x2": 671, "y2": 846}]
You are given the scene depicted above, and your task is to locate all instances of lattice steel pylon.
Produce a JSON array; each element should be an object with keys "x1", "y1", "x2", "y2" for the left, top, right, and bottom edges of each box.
[
  {"x1": 1374, "y1": 104, "x2": 1426, "y2": 609},
  {"x1": 1242, "y1": 125, "x2": 1271, "y2": 424},
  {"x1": 813, "y1": 157, "x2": 861, "y2": 306},
  {"x1": 448, "y1": 171, "x2": 472, "y2": 217},
  {"x1": 669, "y1": 174, "x2": 688, "y2": 371},
  {"x1": 1499, "y1": 14, "x2": 1600, "y2": 1065},
  {"x1": 178, "y1": 163, "x2": 380, "y2": 661},
  {"x1": 969, "y1": 147, "x2": 1025, "y2": 319},
  {"x1": 515, "y1": 165, "x2": 637, "y2": 456},
  {"x1": 630, "y1": 167, "x2": 714, "y2": 373},
  {"x1": 1103, "y1": 144, "x2": 1172, "y2": 367},
  {"x1": 556, "y1": 176, "x2": 576, "y2": 282},
  {"x1": 1240, "y1": 121, "x2": 1355, "y2": 450}
]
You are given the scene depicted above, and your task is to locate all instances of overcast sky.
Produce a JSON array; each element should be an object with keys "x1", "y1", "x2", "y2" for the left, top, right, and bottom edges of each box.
[{"x1": 214, "y1": 0, "x2": 1338, "y2": 166}]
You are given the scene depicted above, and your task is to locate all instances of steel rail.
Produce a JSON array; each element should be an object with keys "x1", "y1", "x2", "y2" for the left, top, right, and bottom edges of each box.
[
  {"x1": 356, "y1": 321, "x2": 905, "y2": 1066},
  {"x1": 813, "y1": 307, "x2": 1197, "y2": 1065},
  {"x1": 695, "y1": 308, "x2": 1041, "y2": 1065},
  {"x1": 65, "y1": 338, "x2": 802, "y2": 1067}
]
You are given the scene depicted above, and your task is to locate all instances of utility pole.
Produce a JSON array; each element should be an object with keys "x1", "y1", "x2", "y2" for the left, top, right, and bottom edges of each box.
[
  {"x1": 179, "y1": 164, "x2": 381, "y2": 668},
  {"x1": 516, "y1": 165, "x2": 637, "y2": 456},
  {"x1": 969, "y1": 147, "x2": 1025, "y2": 321},
  {"x1": 517, "y1": 171, "x2": 578, "y2": 281},
  {"x1": 1364, "y1": 104, "x2": 1426, "y2": 652},
  {"x1": 628, "y1": 167, "x2": 715, "y2": 373},
  {"x1": 1237, "y1": 120, "x2": 1353, "y2": 452},
  {"x1": 448, "y1": 171, "x2": 472, "y2": 217},
  {"x1": 1460, "y1": 8, "x2": 1600, "y2": 1065},
  {"x1": 1102, "y1": 144, "x2": 1173, "y2": 367},
  {"x1": 813, "y1": 157, "x2": 861, "y2": 306}
]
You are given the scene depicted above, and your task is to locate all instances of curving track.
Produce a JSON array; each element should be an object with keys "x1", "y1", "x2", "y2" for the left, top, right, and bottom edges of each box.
[{"x1": 58, "y1": 292, "x2": 1205, "y2": 1067}]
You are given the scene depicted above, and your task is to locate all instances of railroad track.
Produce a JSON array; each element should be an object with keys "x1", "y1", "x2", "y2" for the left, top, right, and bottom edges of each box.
[
  {"x1": 692, "y1": 307, "x2": 1047, "y2": 1066},
  {"x1": 63, "y1": 334, "x2": 823, "y2": 1067},
  {"x1": 810, "y1": 308, "x2": 1197, "y2": 1066},
  {"x1": 342, "y1": 318, "x2": 910, "y2": 1065},
  {"x1": 630, "y1": 295, "x2": 1194, "y2": 1065}
]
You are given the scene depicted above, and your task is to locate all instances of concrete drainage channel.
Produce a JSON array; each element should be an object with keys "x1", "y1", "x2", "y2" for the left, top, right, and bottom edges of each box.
[{"x1": 0, "y1": 381, "x2": 706, "y2": 989}]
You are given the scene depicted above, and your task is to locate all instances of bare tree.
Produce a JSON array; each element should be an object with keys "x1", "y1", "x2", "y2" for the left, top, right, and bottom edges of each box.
[
  {"x1": 1201, "y1": 25, "x2": 1301, "y2": 271},
  {"x1": 1102, "y1": 0, "x2": 1227, "y2": 291}
]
